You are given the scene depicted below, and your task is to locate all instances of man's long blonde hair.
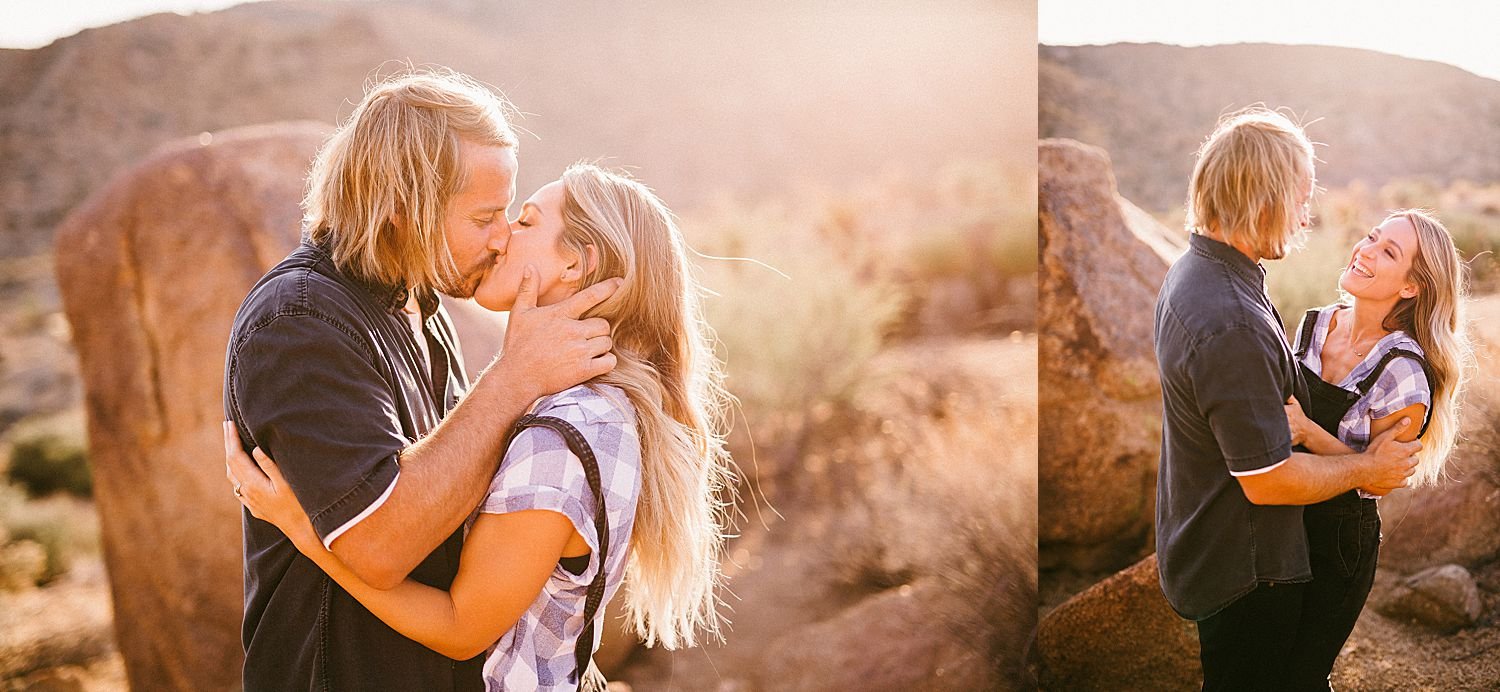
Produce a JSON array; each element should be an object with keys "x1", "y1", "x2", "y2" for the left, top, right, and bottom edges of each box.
[
  {"x1": 1379, "y1": 209, "x2": 1472, "y2": 486},
  {"x1": 304, "y1": 69, "x2": 517, "y2": 292},
  {"x1": 1188, "y1": 108, "x2": 1315, "y2": 259},
  {"x1": 559, "y1": 164, "x2": 733, "y2": 649}
]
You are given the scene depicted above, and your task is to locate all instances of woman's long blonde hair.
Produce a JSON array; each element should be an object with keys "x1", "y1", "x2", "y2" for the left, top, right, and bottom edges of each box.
[
  {"x1": 1376, "y1": 209, "x2": 1472, "y2": 486},
  {"x1": 304, "y1": 69, "x2": 517, "y2": 292},
  {"x1": 1187, "y1": 107, "x2": 1315, "y2": 260},
  {"x1": 557, "y1": 164, "x2": 733, "y2": 649}
]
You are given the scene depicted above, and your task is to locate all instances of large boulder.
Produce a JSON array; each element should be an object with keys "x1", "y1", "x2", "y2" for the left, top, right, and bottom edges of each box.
[
  {"x1": 1038, "y1": 139, "x2": 1181, "y2": 571},
  {"x1": 1035, "y1": 554, "x2": 1199, "y2": 691},
  {"x1": 756, "y1": 579, "x2": 996, "y2": 691},
  {"x1": 54, "y1": 124, "x2": 509, "y2": 690},
  {"x1": 1374, "y1": 564, "x2": 1484, "y2": 633}
]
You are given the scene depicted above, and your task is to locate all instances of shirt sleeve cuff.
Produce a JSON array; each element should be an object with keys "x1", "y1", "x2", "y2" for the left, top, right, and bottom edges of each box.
[
  {"x1": 1229, "y1": 457, "x2": 1288, "y2": 477},
  {"x1": 321, "y1": 470, "x2": 400, "y2": 550}
]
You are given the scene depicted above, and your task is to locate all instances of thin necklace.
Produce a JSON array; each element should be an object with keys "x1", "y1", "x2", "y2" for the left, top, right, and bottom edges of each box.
[
  {"x1": 1347, "y1": 329, "x2": 1382, "y2": 358},
  {"x1": 1333, "y1": 306, "x2": 1386, "y2": 358}
]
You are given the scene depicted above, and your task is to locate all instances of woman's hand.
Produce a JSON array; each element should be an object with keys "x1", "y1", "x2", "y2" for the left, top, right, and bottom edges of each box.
[
  {"x1": 1284, "y1": 396, "x2": 1313, "y2": 446},
  {"x1": 223, "y1": 421, "x2": 321, "y2": 551}
]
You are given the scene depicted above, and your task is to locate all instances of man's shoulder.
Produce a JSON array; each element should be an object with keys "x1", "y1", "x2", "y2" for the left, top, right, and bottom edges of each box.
[
  {"x1": 231, "y1": 248, "x2": 375, "y2": 344},
  {"x1": 1159, "y1": 256, "x2": 1258, "y2": 339}
]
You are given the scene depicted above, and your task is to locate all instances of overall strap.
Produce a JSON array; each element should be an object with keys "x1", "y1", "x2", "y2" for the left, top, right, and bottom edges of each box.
[
  {"x1": 508, "y1": 413, "x2": 610, "y2": 687},
  {"x1": 1354, "y1": 347, "x2": 1436, "y2": 438},
  {"x1": 1293, "y1": 308, "x2": 1321, "y2": 359}
]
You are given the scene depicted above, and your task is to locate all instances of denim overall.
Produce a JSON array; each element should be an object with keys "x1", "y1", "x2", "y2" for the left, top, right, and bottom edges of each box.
[{"x1": 1286, "y1": 309, "x2": 1432, "y2": 689}]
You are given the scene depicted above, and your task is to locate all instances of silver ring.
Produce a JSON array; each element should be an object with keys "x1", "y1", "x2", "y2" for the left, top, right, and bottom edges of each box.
[{"x1": 233, "y1": 483, "x2": 243, "y2": 498}]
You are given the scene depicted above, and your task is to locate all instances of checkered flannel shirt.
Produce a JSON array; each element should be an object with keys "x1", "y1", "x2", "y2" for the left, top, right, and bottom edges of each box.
[
  {"x1": 1297, "y1": 304, "x2": 1433, "y2": 452},
  {"x1": 469, "y1": 383, "x2": 641, "y2": 691}
]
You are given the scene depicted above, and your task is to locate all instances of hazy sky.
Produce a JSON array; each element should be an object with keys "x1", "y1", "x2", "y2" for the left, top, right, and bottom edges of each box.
[
  {"x1": 0, "y1": 0, "x2": 270, "y2": 48},
  {"x1": 11, "y1": 0, "x2": 1500, "y2": 84},
  {"x1": 1041, "y1": 0, "x2": 1500, "y2": 82}
]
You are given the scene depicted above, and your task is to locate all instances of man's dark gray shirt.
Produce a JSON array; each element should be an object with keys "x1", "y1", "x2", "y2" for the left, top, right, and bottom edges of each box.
[
  {"x1": 224, "y1": 240, "x2": 483, "y2": 690},
  {"x1": 1153, "y1": 233, "x2": 1312, "y2": 620}
]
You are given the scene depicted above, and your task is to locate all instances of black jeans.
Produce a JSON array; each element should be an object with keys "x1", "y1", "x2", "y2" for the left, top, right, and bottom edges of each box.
[
  {"x1": 1197, "y1": 580, "x2": 1308, "y2": 691},
  {"x1": 1287, "y1": 491, "x2": 1381, "y2": 691}
]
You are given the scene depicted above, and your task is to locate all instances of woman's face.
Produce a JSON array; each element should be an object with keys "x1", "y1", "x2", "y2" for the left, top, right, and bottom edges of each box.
[
  {"x1": 473, "y1": 180, "x2": 579, "y2": 311},
  {"x1": 1339, "y1": 216, "x2": 1420, "y2": 303}
]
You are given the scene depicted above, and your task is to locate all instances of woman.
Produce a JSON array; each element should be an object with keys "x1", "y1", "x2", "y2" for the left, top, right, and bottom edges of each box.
[
  {"x1": 1283, "y1": 209, "x2": 1470, "y2": 688},
  {"x1": 225, "y1": 163, "x2": 734, "y2": 690}
]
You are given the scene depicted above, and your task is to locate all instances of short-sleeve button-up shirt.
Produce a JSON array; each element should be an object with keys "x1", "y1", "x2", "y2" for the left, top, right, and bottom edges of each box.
[
  {"x1": 224, "y1": 240, "x2": 482, "y2": 691},
  {"x1": 1153, "y1": 233, "x2": 1312, "y2": 620}
]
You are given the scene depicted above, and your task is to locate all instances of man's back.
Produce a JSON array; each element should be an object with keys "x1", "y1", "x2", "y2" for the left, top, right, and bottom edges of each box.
[
  {"x1": 1153, "y1": 233, "x2": 1311, "y2": 620},
  {"x1": 224, "y1": 241, "x2": 482, "y2": 690}
]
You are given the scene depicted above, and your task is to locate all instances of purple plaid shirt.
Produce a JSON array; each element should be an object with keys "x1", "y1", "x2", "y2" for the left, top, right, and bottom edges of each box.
[
  {"x1": 1296, "y1": 304, "x2": 1433, "y2": 450},
  {"x1": 468, "y1": 384, "x2": 641, "y2": 690}
]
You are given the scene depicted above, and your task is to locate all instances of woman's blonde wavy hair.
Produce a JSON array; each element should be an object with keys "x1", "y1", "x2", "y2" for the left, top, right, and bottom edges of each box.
[
  {"x1": 304, "y1": 69, "x2": 518, "y2": 293},
  {"x1": 1188, "y1": 108, "x2": 1316, "y2": 260},
  {"x1": 1375, "y1": 209, "x2": 1473, "y2": 487},
  {"x1": 557, "y1": 164, "x2": 733, "y2": 649}
]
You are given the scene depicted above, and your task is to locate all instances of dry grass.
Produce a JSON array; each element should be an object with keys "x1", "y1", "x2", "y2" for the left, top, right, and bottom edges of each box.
[
  {"x1": 684, "y1": 158, "x2": 1032, "y2": 471},
  {"x1": 816, "y1": 337, "x2": 1038, "y2": 686},
  {"x1": 612, "y1": 159, "x2": 1037, "y2": 688}
]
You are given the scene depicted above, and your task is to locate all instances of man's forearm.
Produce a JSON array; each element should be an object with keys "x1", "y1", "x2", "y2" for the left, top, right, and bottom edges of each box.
[
  {"x1": 329, "y1": 356, "x2": 540, "y2": 588},
  {"x1": 1238, "y1": 452, "x2": 1365, "y2": 506}
]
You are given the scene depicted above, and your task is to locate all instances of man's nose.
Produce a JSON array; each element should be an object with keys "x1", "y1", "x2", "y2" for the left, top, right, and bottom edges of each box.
[{"x1": 487, "y1": 222, "x2": 512, "y2": 254}]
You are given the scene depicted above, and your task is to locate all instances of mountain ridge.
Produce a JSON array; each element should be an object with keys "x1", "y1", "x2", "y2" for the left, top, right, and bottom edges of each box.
[{"x1": 1041, "y1": 42, "x2": 1500, "y2": 212}]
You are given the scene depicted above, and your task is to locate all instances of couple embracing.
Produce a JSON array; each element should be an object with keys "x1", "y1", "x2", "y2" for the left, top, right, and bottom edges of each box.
[
  {"x1": 1155, "y1": 109, "x2": 1472, "y2": 691},
  {"x1": 220, "y1": 69, "x2": 731, "y2": 690}
]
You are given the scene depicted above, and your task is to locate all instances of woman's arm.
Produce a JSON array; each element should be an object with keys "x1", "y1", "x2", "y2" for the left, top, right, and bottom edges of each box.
[
  {"x1": 1358, "y1": 403, "x2": 1426, "y2": 496},
  {"x1": 1285, "y1": 396, "x2": 1354, "y2": 455},
  {"x1": 225, "y1": 427, "x2": 579, "y2": 660},
  {"x1": 1372, "y1": 403, "x2": 1425, "y2": 444},
  {"x1": 1280, "y1": 400, "x2": 1426, "y2": 496}
]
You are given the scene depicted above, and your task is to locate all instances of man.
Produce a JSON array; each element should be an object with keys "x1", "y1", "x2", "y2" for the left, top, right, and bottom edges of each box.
[
  {"x1": 222, "y1": 70, "x2": 620, "y2": 690},
  {"x1": 1152, "y1": 108, "x2": 1422, "y2": 691}
]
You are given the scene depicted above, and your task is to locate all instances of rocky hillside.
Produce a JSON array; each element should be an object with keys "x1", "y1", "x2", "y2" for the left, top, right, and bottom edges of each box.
[
  {"x1": 0, "y1": 0, "x2": 1031, "y2": 433},
  {"x1": 1041, "y1": 43, "x2": 1500, "y2": 212},
  {"x1": 3, "y1": 0, "x2": 1026, "y2": 259}
]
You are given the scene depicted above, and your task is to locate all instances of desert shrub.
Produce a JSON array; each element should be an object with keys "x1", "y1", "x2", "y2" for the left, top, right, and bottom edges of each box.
[
  {"x1": 0, "y1": 480, "x2": 99, "y2": 586},
  {"x1": 1378, "y1": 178, "x2": 1441, "y2": 211},
  {"x1": 687, "y1": 201, "x2": 904, "y2": 451},
  {"x1": 867, "y1": 161, "x2": 1034, "y2": 329},
  {"x1": 799, "y1": 159, "x2": 1035, "y2": 334},
  {"x1": 813, "y1": 339, "x2": 1038, "y2": 688},
  {"x1": 7, "y1": 432, "x2": 91, "y2": 498},
  {"x1": 1440, "y1": 210, "x2": 1500, "y2": 287}
]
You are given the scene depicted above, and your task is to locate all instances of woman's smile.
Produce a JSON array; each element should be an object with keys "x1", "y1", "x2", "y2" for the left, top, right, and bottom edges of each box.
[{"x1": 1338, "y1": 217, "x2": 1419, "y2": 300}]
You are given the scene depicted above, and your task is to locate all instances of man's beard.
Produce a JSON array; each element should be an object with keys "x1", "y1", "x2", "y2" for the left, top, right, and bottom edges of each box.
[{"x1": 435, "y1": 253, "x2": 494, "y2": 299}]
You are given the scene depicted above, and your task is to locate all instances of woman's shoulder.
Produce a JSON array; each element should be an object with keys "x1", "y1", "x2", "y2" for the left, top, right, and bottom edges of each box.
[
  {"x1": 1382, "y1": 329, "x2": 1426, "y2": 358},
  {"x1": 1309, "y1": 302, "x2": 1346, "y2": 325},
  {"x1": 531, "y1": 384, "x2": 638, "y2": 428},
  {"x1": 1292, "y1": 302, "x2": 1342, "y2": 353},
  {"x1": 489, "y1": 384, "x2": 640, "y2": 501}
]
